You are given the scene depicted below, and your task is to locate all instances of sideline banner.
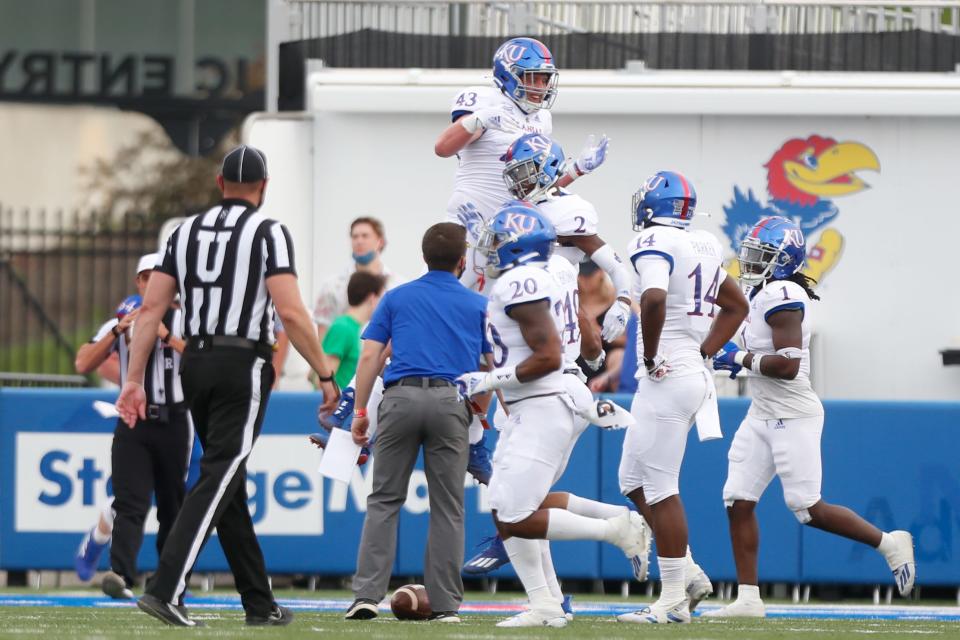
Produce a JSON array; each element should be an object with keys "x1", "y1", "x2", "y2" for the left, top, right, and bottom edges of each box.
[{"x1": 1, "y1": 389, "x2": 957, "y2": 585}]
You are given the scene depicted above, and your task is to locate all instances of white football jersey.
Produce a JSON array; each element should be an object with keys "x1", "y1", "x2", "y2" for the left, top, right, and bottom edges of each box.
[
  {"x1": 628, "y1": 226, "x2": 727, "y2": 376},
  {"x1": 447, "y1": 85, "x2": 553, "y2": 224},
  {"x1": 547, "y1": 254, "x2": 581, "y2": 370},
  {"x1": 536, "y1": 190, "x2": 599, "y2": 265},
  {"x1": 742, "y1": 280, "x2": 823, "y2": 419},
  {"x1": 486, "y1": 263, "x2": 565, "y2": 402}
]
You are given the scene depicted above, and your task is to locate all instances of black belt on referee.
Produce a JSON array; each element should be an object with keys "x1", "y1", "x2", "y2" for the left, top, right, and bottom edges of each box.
[
  {"x1": 385, "y1": 376, "x2": 456, "y2": 390},
  {"x1": 145, "y1": 402, "x2": 187, "y2": 423},
  {"x1": 187, "y1": 335, "x2": 273, "y2": 360}
]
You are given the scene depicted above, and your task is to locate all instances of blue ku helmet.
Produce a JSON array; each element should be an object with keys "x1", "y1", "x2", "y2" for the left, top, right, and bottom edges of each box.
[
  {"x1": 476, "y1": 201, "x2": 556, "y2": 279},
  {"x1": 492, "y1": 37, "x2": 558, "y2": 113},
  {"x1": 632, "y1": 170, "x2": 697, "y2": 231},
  {"x1": 502, "y1": 133, "x2": 565, "y2": 202},
  {"x1": 738, "y1": 216, "x2": 807, "y2": 287}
]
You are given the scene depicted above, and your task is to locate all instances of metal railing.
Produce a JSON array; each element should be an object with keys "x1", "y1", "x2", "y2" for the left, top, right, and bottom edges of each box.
[
  {"x1": 286, "y1": 0, "x2": 960, "y2": 39},
  {"x1": 0, "y1": 207, "x2": 161, "y2": 383}
]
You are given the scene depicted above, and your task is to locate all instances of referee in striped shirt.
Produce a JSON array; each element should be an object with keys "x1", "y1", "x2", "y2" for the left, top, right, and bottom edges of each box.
[
  {"x1": 74, "y1": 254, "x2": 190, "y2": 601},
  {"x1": 117, "y1": 145, "x2": 340, "y2": 627}
]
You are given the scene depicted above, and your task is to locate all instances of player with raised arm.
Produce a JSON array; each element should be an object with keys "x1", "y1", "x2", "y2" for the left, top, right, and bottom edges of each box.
[
  {"x1": 459, "y1": 203, "x2": 646, "y2": 628},
  {"x1": 703, "y1": 216, "x2": 915, "y2": 618},
  {"x1": 433, "y1": 36, "x2": 609, "y2": 481},
  {"x1": 616, "y1": 172, "x2": 750, "y2": 624}
]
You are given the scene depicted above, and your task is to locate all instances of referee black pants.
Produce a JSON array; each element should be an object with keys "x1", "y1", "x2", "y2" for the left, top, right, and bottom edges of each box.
[
  {"x1": 145, "y1": 348, "x2": 275, "y2": 616},
  {"x1": 110, "y1": 412, "x2": 192, "y2": 588}
]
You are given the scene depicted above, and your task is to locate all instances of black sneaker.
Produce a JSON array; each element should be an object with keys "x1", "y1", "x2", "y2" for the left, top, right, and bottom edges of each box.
[
  {"x1": 246, "y1": 604, "x2": 294, "y2": 626},
  {"x1": 101, "y1": 571, "x2": 134, "y2": 600},
  {"x1": 429, "y1": 611, "x2": 461, "y2": 623},
  {"x1": 137, "y1": 593, "x2": 201, "y2": 627},
  {"x1": 344, "y1": 598, "x2": 379, "y2": 620},
  {"x1": 176, "y1": 603, "x2": 205, "y2": 628}
]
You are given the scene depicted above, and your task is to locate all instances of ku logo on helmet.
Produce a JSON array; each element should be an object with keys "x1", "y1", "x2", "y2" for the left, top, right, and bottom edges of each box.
[
  {"x1": 524, "y1": 135, "x2": 552, "y2": 154},
  {"x1": 503, "y1": 213, "x2": 537, "y2": 234},
  {"x1": 644, "y1": 175, "x2": 666, "y2": 192},
  {"x1": 782, "y1": 227, "x2": 805, "y2": 248},
  {"x1": 497, "y1": 43, "x2": 525, "y2": 64}
]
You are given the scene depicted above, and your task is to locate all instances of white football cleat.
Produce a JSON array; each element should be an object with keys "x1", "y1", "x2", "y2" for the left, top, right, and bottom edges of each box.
[
  {"x1": 608, "y1": 511, "x2": 649, "y2": 562},
  {"x1": 700, "y1": 598, "x2": 766, "y2": 618},
  {"x1": 496, "y1": 609, "x2": 568, "y2": 628},
  {"x1": 686, "y1": 563, "x2": 713, "y2": 612},
  {"x1": 887, "y1": 530, "x2": 916, "y2": 597},
  {"x1": 616, "y1": 598, "x2": 690, "y2": 624},
  {"x1": 627, "y1": 513, "x2": 652, "y2": 582}
]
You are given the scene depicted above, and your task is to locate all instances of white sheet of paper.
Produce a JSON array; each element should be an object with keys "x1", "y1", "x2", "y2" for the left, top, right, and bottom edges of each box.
[
  {"x1": 317, "y1": 428, "x2": 362, "y2": 483},
  {"x1": 93, "y1": 400, "x2": 120, "y2": 419}
]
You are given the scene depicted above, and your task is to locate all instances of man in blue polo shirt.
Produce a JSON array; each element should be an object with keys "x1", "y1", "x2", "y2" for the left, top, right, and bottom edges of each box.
[{"x1": 345, "y1": 222, "x2": 489, "y2": 623}]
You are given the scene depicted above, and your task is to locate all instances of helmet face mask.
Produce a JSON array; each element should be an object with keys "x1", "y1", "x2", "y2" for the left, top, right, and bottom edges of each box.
[
  {"x1": 502, "y1": 133, "x2": 565, "y2": 202},
  {"x1": 503, "y1": 158, "x2": 541, "y2": 200},
  {"x1": 738, "y1": 237, "x2": 781, "y2": 286},
  {"x1": 513, "y1": 69, "x2": 558, "y2": 112}
]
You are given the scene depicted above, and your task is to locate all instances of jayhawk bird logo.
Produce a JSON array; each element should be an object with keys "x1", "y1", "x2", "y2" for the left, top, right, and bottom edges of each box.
[{"x1": 722, "y1": 135, "x2": 880, "y2": 283}]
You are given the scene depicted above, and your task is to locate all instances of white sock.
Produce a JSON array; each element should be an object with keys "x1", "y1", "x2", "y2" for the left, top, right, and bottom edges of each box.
[
  {"x1": 877, "y1": 531, "x2": 898, "y2": 565},
  {"x1": 92, "y1": 526, "x2": 111, "y2": 545},
  {"x1": 545, "y1": 508, "x2": 610, "y2": 541},
  {"x1": 539, "y1": 540, "x2": 563, "y2": 603},
  {"x1": 737, "y1": 584, "x2": 761, "y2": 602},
  {"x1": 658, "y1": 556, "x2": 686, "y2": 603},
  {"x1": 468, "y1": 415, "x2": 484, "y2": 445},
  {"x1": 566, "y1": 494, "x2": 628, "y2": 519},
  {"x1": 503, "y1": 537, "x2": 549, "y2": 602}
]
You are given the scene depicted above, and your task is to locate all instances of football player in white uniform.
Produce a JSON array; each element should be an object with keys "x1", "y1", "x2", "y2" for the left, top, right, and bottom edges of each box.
[
  {"x1": 703, "y1": 217, "x2": 915, "y2": 618},
  {"x1": 434, "y1": 36, "x2": 609, "y2": 479},
  {"x1": 459, "y1": 203, "x2": 646, "y2": 628},
  {"x1": 434, "y1": 36, "x2": 609, "y2": 294},
  {"x1": 616, "y1": 172, "x2": 749, "y2": 624}
]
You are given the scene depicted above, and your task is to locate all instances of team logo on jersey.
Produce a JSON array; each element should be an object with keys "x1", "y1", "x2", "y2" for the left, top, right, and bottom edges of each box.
[
  {"x1": 497, "y1": 43, "x2": 526, "y2": 64},
  {"x1": 722, "y1": 135, "x2": 880, "y2": 283},
  {"x1": 503, "y1": 212, "x2": 537, "y2": 234}
]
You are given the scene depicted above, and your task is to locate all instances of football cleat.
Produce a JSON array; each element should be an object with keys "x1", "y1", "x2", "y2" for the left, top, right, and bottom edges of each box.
[
  {"x1": 700, "y1": 598, "x2": 766, "y2": 618},
  {"x1": 628, "y1": 513, "x2": 653, "y2": 582},
  {"x1": 616, "y1": 598, "x2": 691, "y2": 624},
  {"x1": 607, "y1": 511, "x2": 649, "y2": 561},
  {"x1": 467, "y1": 436, "x2": 493, "y2": 485},
  {"x1": 320, "y1": 386, "x2": 355, "y2": 430},
  {"x1": 686, "y1": 563, "x2": 714, "y2": 612},
  {"x1": 496, "y1": 608, "x2": 567, "y2": 628},
  {"x1": 74, "y1": 528, "x2": 109, "y2": 581},
  {"x1": 886, "y1": 530, "x2": 916, "y2": 597},
  {"x1": 308, "y1": 431, "x2": 369, "y2": 465},
  {"x1": 463, "y1": 535, "x2": 509, "y2": 575}
]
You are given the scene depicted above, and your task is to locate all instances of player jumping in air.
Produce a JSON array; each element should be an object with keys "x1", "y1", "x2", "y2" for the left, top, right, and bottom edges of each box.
[
  {"x1": 617, "y1": 172, "x2": 750, "y2": 624},
  {"x1": 704, "y1": 216, "x2": 915, "y2": 618},
  {"x1": 459, "y1": 203, "x2": 647, "y2": 628}
]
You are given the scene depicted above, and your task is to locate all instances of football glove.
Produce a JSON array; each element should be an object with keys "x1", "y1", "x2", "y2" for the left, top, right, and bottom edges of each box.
[
  {"x1": 712, "y1": 342, "x2": 744, "y2": 379},
  {"x1": 569, "y1": 134, "x2": 610, "y2": 178},
  {"x1": 457, "y1": 366, "x2": 518, "y2": 396},
  {"x1": 643, "y1": 355, "x2": 670, "y2": 382},
  {"x1": 601, "y1": 299, "x2": 630, "y2": 342}
]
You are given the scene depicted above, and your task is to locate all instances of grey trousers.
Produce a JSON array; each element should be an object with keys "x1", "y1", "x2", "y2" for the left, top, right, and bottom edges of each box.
[{"x1": 352, "y1": 381, "x2": 471, "y2": 612}]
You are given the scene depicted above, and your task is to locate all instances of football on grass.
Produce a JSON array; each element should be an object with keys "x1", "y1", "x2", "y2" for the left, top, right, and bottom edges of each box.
[{"x1": 390, "y1": 584, "x2": 431, "y2": 620}]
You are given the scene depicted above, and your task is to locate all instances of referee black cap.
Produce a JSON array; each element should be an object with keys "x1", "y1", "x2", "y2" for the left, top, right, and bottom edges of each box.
[{"x1": 220, "y1": 145, "x2": 268, "y2": 183}]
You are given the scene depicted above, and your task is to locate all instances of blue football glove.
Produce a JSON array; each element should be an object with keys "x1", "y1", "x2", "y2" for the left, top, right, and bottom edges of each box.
[{"x1": 713, "y1": 342, "x2": 743, "y2": 379}]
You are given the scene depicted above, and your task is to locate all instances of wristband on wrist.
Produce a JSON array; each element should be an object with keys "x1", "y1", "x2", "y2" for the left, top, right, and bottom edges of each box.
[
  {"x1": 354, "y1": 408, "x2": 367, "y2": 418},
  {"x1": 734, "y1": 350, "x2": 748, "y2": 367},
  {"x1": 564, "y1": 163, "x2": 583, "y2": 182}
]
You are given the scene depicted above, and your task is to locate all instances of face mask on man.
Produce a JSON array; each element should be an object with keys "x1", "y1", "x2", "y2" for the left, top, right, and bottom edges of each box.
[{"x1": 353, "y1": 250, "x2": 377, "y2": 266}]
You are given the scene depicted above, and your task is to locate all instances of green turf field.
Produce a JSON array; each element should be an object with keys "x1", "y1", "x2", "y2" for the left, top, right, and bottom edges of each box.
[{"x1": 2, "y1": 606, "x2": 959, "y2": 639}]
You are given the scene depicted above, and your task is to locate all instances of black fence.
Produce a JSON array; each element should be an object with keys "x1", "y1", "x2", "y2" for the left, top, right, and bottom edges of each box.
[
  {"x1": 0, "y1": 207, "x2": 162, "y2": 384},
  {"x1": 280, "y1": 28, "x2": 960, "y2": 109}
]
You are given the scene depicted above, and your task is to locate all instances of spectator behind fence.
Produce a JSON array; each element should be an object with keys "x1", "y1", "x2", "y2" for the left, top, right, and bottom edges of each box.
[
  {"x1": 322, "y1": 272, "x2": 387, "y2": 390},
  {"x1": 313, "y1": 217, "x2": 404, "y2": 342}
]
